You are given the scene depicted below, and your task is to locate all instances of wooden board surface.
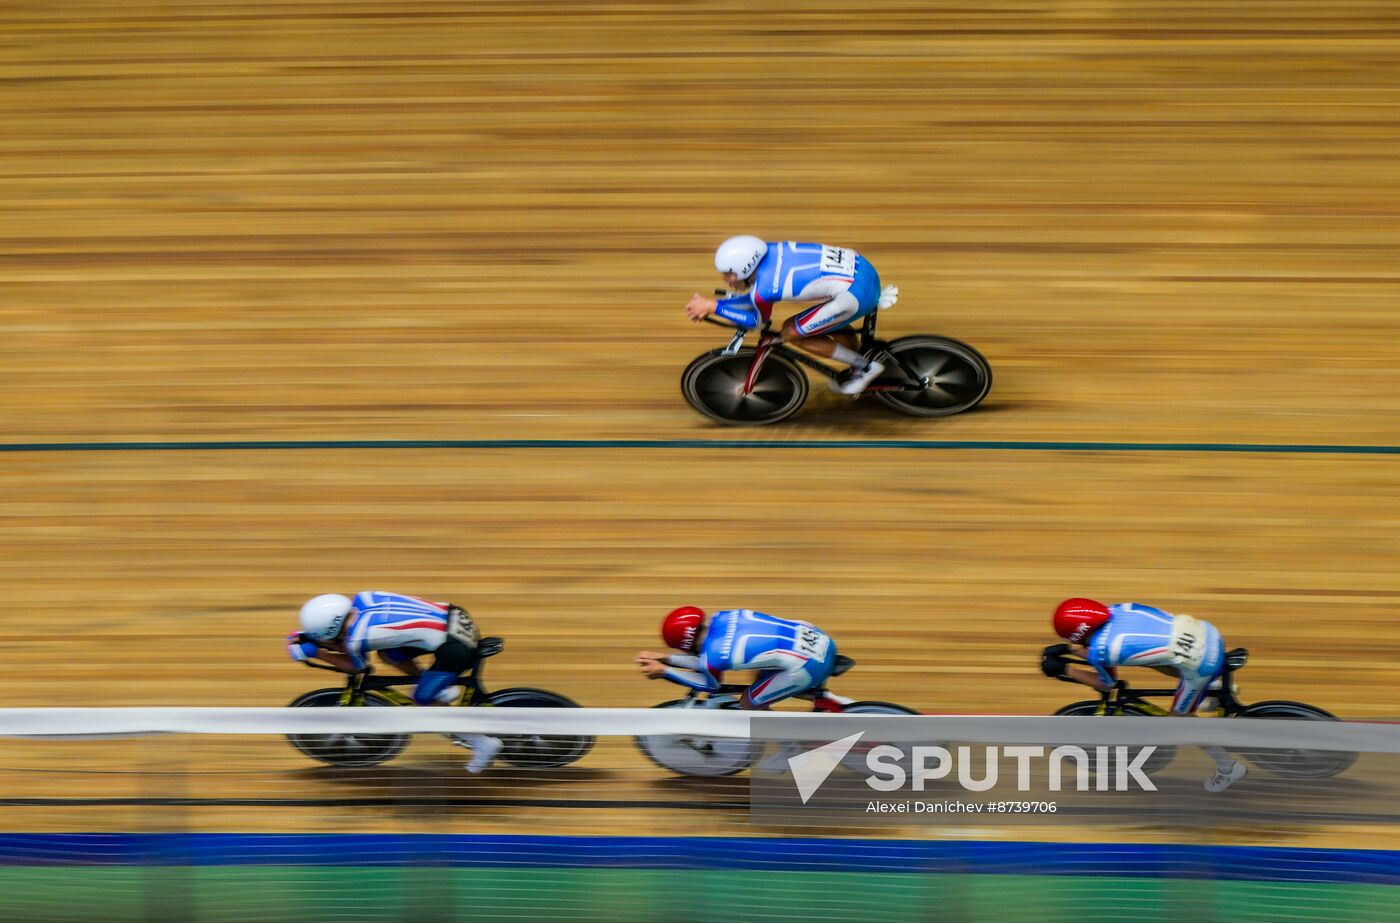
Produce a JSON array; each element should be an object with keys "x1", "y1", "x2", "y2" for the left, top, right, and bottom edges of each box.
[{"x1": 1, "y1": 0, "x2": 1398, "y2": 849}]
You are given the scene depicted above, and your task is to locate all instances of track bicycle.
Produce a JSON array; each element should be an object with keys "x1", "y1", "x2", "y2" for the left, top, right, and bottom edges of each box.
[
  {"x1": 681, "y1": 306, "x2": 992, "y2": 425},
  {"x1": 287, "y1": 637, "x2": 595, "y2": 769},
  {"x1": 635, "y1": 653, "x2": 918, "y2": 776},
  {"x1": 1047, "y1": 645, "x2": 1356, "y2": 779}
]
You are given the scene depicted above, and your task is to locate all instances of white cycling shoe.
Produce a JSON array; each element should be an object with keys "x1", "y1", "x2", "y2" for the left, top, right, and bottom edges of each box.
[
  {"x1": 1204, "y1": 760, "x2": 1247, "y2": 792},
  {"x1": 452, "y1": 734, "x2": 503, "y2": 774},
  {"x1": 831, "y1": 359, "x2": 885, "y2": 397}
]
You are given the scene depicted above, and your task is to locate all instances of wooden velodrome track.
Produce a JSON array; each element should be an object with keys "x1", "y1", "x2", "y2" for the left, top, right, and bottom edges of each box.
[{"x1": 2, "y1": 1, "x2": 1398, "y2": 850}]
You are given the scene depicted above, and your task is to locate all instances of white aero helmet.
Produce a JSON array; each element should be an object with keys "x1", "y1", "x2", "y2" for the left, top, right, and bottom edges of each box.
[
  {"x1": 299, "y1": 593, "x2": 353, "y2": 642},
  {"x1": 714, "y1": 235, "x2": 767, "y2": 279}
]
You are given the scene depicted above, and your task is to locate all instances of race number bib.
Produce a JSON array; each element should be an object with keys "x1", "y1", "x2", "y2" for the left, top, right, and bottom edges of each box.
[
  {"x1": 794, "y1": 625, "x2": 831, "y2": 662},
  {"x1": 1168, "y1": 615, "x2": 1207, "y2": 670},
  {"x1": 446, "y1": 606, "x2": 480, "y2": 648},
  {"x1": 819, "y1": 246, "x2": 857, "y2": 277}
]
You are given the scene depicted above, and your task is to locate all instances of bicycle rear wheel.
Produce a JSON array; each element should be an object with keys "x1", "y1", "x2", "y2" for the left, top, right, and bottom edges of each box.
[
  {"x1": 1053, "y1": 701, "x2": 1177, "y2": 778},
  {"x1": 1229, "y1": 701, "x2": 1356, "y2": 779},
  {"x1": 874, "y1": 336, "x2": 992, "y2": 417},
  {"x1": 488, "y1": 688, "x2": 596, "y2": 769},
  {"x1": 681, "y1": 349, "x2": 808, "y2": 426},
  {"x1": 634, "y1": 700, "x2": 755, "y2": 776},
  {"x1": 286, "y1": 688, "x2": 408, "y2": 768}
]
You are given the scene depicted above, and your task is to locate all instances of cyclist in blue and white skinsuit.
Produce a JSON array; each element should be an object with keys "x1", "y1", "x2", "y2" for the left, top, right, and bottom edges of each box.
[
  {"x1": 287, "y1": 590, "x2": 502, "y2": 773},
  {"x1": 1043, "y1": 598, "x2": 1246, "y2": 792},
  {"x1": 637, "y1": 606, "x2": 838, "y2": 708},
  {"x1": 684, "y1": 236, "x2": 899, "y2": 396}
]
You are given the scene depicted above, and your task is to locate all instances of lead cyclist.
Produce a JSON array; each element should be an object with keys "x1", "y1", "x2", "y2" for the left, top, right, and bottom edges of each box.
[
  {"x1": 288, "y1": 590, "x2": 502, "y2": 773},
  {"x1": 684, "y1": 237, "x2": 900, "y2": 396},
  {"x1": 1041, "y1": 598, "x2": 1247, "y2": 792}
]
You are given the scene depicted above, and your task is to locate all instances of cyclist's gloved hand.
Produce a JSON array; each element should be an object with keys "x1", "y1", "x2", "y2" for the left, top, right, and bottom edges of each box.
[
  {"x1": 1042, "y1": 643, "x2": 1071, "y2": 657},
  {"x1": 1040, "y1": 648, "x2": 1070, "y2": 679},
  {"x1": 287, "y1": 633, "x2": 318, "y2": 663}
]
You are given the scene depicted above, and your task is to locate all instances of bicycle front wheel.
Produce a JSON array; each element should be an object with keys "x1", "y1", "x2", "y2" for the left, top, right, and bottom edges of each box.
[
  {"x1": 681, "y1": 349, "x2": 808, "y2": 426},
  {"x1": 1230, "y1": 701, "x2": 1356, "y2": 779},
  {"x1": 634, "y1": 700, "x2": 755, "y2": 776},
  {"x1": 286, "y1": 688, "x2": 408, "y2": 768},
  {"x1": 837, "y1": 701, "x2": 922, "y2": 771},
  {"x1": 487, "y1": 688, "x2": 596, "y2": 769},
  {"x1": 843, "y1": 701, "x2": 919, "y2": 716},
  {"x1": 1053, "y1": 700, "x2": 1177, "y2": 778}
]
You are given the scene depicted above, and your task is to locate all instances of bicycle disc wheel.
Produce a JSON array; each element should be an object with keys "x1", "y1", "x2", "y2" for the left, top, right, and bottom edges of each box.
[
  {"x1": 488, "y1": 688, "x2": 596, "y2": 769},
  {"x1": 634, "y1": 700, "x2": 755, "y2": 776},
  {"x1": 1230, "y1": 701, "x2": 1357, "y2": 779},
  {"x1": 286, "y1": 688, "x2": 408, "y2": 768},
  {"x1": 873, "y1": 336, "x2": 992, "y2": 417},
  {"x1": 681, "y1": 349, "x2": 808, "y2": 426},
  {"x1": 1053, "y1": 701, "x2": 1177, "y2": 778}
]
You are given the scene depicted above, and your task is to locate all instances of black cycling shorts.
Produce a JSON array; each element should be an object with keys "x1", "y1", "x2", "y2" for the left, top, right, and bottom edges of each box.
[{"x1": 430, "y1": 635, "x2": 479, "y2": 675}]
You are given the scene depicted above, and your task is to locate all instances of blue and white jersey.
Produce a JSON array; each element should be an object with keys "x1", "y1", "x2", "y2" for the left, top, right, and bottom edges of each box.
[
  {"x1": 662, "y1": 609, "x2": 835, "y2": 692},
  {"x1": 1086, "y1": 603, "x2": 1225, "y2": 686},
  {"x1": 714, "y1": 242, "x2": 877, "y2": 329},
  {"x1": 339, "y1": 591, "x2": 451, "y2": 671}
]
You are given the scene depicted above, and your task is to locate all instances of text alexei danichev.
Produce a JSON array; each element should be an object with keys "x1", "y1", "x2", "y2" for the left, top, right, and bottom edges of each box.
[{"x1": 866, "y1": 801, "x2": 1059, "y2": 814}]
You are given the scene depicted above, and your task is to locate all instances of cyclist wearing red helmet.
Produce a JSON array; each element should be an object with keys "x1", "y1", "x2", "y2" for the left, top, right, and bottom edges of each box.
[
  {"x1": 1042, "y1": 597, "x2": 1246, "y2": 792},
  {"x1": 636, "y1": 606, "x2": 837, "y2": 709}
]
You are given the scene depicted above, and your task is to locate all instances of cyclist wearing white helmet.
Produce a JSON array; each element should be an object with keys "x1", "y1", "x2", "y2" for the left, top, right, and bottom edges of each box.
[
  {"x1": 287, "y1": 591, "x2": 501, "y2": 773},
  {"x1": 685, "y1": 236, "x2": 899, "y2": 396}
]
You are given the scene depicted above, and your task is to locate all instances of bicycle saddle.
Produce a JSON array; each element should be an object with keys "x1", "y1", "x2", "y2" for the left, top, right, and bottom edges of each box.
[
  {"x1": 478, "y1": 637, "x2": 505, "y2": 658},
  {"x1": 1226, "y1": 647, "x2": 1248, "y2": 670},
  {"x1": 832, "y1": 655, "x2": 856, "y2": 677}
]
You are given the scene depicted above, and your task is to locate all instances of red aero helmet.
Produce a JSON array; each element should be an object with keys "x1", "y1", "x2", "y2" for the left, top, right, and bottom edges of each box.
[
  {"x1": 1053, "y1": 598, "x2": 1112, "y2": 643},
  {"x1": 662, "y1": 606, "x2": 706, "y2": 653}
]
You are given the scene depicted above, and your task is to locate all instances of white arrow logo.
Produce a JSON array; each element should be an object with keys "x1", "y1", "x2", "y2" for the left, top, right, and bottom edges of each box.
[{"x1": 788, "y1": 732, "x2": 865, "y2": 804}]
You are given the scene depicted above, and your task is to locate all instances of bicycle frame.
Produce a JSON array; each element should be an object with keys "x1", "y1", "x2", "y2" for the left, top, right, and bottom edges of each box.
[
  {"x1": 673, "y1": 683, "x2": 857, "y2": 714},
  {"x1": 305, "y1": 637, "x2": 507, "y2": 708},
  {"x1": 702, "y1": 311, "x2": 929, "y2": 397},
  {"x1": 1062, "y1": 647, "x2": 1249, "y2": 718},
  {"x1": 334, "y1": 674, "x2": 484, "y2": 709}
]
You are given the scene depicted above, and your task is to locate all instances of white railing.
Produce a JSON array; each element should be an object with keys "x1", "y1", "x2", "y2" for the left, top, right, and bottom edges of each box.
[{"x1": 0, "y1": 707, "x2": 1391, "y2": 750}]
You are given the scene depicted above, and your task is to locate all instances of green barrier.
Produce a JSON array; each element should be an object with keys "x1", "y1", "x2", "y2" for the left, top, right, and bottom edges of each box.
[{"x1": 0, "y1": 868, "x2": 1393, "y2": 923}]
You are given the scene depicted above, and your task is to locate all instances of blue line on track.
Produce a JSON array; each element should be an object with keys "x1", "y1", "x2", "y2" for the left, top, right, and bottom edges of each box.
[
  {"x1": 0, "y1": 834, "x2": 1396, "y2": 884},
  {"x1": 0, "y1": 439, "x2": 1397, "y2": 455}
]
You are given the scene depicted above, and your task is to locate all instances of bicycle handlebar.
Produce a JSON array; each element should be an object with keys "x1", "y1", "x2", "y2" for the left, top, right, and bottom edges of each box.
[
  {"x1": 301, "y1": 660, "x2": 352, "y2": 674},
  {"x1": 299, "y1": 660, "x2": 427, "y2": 689},
  {"x1": 704, "y1": 316, "x2": 772, "y2": 333},
  {"x1": 692, "y1": 684, "x2": 822, "y2": 700}
]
